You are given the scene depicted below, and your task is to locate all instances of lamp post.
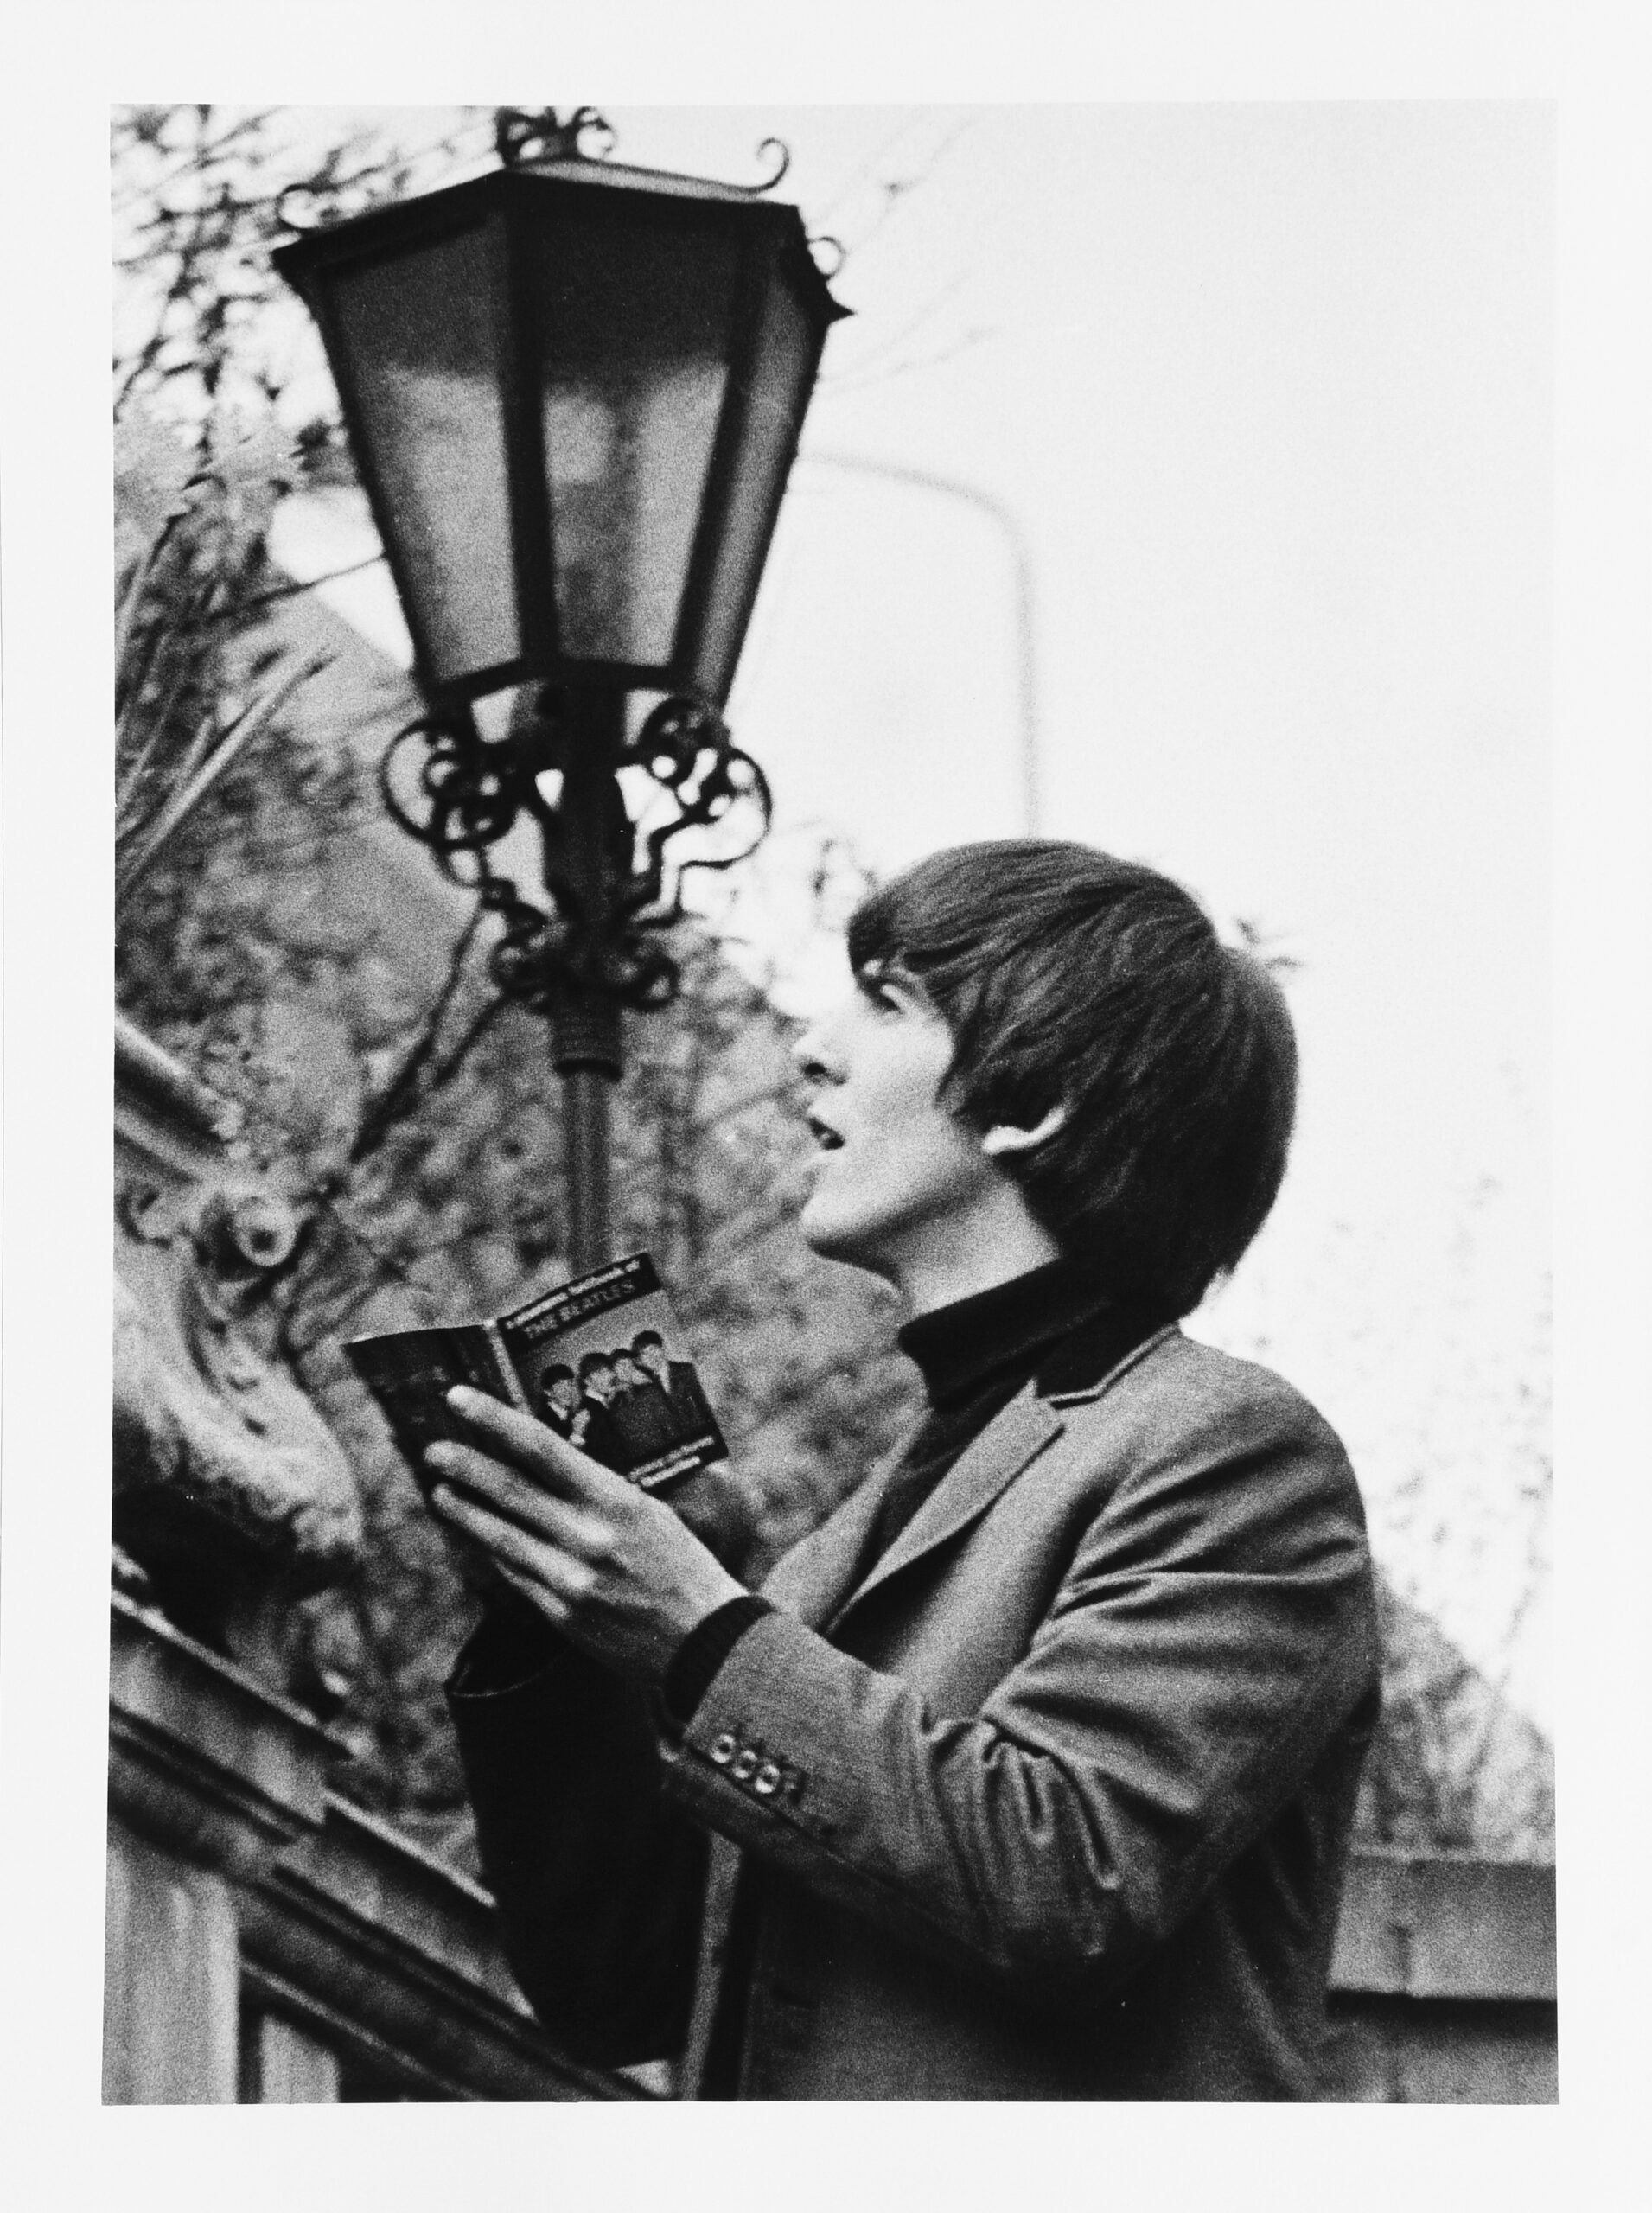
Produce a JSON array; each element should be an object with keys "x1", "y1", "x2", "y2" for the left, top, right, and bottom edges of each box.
[{"x1": 275, "y1": 108, "x2": 847, "y2": 1269}]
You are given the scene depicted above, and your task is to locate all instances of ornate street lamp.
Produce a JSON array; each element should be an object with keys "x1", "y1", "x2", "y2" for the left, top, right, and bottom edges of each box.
[{"x1": 275, "y1": 107, "x2": 847, "y2": 1266}]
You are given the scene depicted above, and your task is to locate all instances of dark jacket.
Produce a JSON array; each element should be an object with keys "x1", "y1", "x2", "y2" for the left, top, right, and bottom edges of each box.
[
  {"x1": 662, "y1": 1360, "x2": 713, "y2": 1441},
  {"x1": 571, "y1": 1393, "x2": 622, "y2": 1473},
  {"x1": 608, "y1": 1379, "x2": 679, "y2": 1466},
  {"x1": 450, "y1": 1327, "x2": 1380, "y2": 2099}
]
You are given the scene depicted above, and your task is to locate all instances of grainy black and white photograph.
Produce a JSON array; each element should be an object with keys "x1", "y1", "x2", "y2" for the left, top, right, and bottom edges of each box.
[
  {"x1": 6, "y1": 18, "x2": 1648, "y2": 2198},
  {"x1": 97, "y1": 93, "x2": 1554, "y2": 2108}
]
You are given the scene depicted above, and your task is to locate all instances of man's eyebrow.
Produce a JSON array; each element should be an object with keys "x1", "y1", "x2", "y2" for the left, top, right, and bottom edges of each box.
[
  {"x1": 860, "y1": 960, "x2": 951, "y2": 1039},
  {"x1": 855, "y1": 955, "x2": 919, "y2": 992}
]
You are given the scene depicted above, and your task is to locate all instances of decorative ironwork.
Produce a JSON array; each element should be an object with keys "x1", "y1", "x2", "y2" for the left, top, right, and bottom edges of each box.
[
  {"x1": 273, "y1": 182, "x2": 327, "y2": 234},
  {"x1": 494, "y1": 106, "x2": 617, "y2": 169},
  {"x1": 379, "y1": 689, "x2": 771, "y2": 1021},
  {"x1": 492, "y1": 108, "x2": 792, "y2": 197},
  {"x1": 749, "y1": 137, "x2": 793, "y2": 194}
]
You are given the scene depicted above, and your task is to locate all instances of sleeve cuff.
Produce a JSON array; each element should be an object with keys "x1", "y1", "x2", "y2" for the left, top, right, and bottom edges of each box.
[{"x1": 661, "y1": 1592, "x2": 775, "y2": 1723}]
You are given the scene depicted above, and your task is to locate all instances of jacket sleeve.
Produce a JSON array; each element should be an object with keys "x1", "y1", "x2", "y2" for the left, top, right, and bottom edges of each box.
[
  {"x1": 448, "y1": 1606, "x2": 709, "y2": 2067},
  {"x1": 657, "y1": 1377, "x2": 1378, "y2": 2004}
]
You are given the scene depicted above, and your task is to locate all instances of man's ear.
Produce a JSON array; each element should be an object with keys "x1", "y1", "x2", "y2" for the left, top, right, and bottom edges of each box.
[{"x1": 980, "y1": 1105, "x2": 1068, "y2": 1158}]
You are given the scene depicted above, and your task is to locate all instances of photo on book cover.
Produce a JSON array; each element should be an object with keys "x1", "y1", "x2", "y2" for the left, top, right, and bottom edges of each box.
[
  {"x1": 346, "y1": 1252, "x2": 727, "y2": 1498},
  {"x1": 494, "y1": 1253, "x2": 726, "y2": 1491}
]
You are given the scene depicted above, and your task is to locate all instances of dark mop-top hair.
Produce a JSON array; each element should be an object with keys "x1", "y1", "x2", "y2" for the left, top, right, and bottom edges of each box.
[{"x1": 846, "y1": 840, "x2": 1298, "y2": 1317}]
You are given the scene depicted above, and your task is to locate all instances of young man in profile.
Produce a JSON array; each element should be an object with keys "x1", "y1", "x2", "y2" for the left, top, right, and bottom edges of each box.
[{"x1": 429, "y1": 840, "x2": 1380, "y2": 2101}]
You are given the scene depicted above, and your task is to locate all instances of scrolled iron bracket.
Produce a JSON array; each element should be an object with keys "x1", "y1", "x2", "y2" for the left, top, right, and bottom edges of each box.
[
  {"x1": 378, "y1": 700, "x2": 529, "y2": 867},
  {"x1": 623, "y1": 695, "x2": 772, "y2": 934},
  {"x1": 694, "y1": 135, "x2": 794, "y2": 198},
  {"x1": 747, "y1": 137, "x2": 793, "y2": 195},
  {"x1": 274, "y1": 182, "x2": 328, "y2": 235},
  {"x1": 494, "y1": 106, "x2": 617, "y2": 169},
  {"x1": 377, "y1": 687, "x2": 771, "y2": 1021},
  {"x1": 491, "y1": 109, "x2": 792, "y2": 200}
]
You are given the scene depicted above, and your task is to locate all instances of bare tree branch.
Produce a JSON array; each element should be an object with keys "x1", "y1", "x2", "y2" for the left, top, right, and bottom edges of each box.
[{"x1": 342, "y1": 908, "x2": 488, "y2": 1169}]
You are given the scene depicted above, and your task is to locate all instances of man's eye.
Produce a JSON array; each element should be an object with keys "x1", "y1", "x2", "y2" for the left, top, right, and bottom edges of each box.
[{"x1": 855, "y1": 964, "x2": 916, "y2": 1017}]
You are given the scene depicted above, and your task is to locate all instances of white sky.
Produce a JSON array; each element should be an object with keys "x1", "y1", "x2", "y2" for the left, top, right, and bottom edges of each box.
[{"x1": 273, "y1": 100, "x2": 1554, "y2": 1720}]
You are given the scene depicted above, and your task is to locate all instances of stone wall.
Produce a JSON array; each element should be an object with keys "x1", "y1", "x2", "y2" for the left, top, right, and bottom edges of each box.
[{"x1": 106, "y1": 1584, "x2": 1556, "y2": 2104}]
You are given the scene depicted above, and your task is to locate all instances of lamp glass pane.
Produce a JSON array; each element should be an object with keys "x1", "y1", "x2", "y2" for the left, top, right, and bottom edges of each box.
[
  {"x1": 529, "y1": 214, "x2": 738, "y2": 667},
  {"x1": 692, "y1": 272, "x2": 816, "y2": 703},
  {"x1": 328, "y1": 225, "x2": 520, "y2": 689}
]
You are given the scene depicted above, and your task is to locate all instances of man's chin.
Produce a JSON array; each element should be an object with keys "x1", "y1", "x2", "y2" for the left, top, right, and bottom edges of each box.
[
  {"x1": 799, "y1": 1196, "x2": 854, "y2": 1259},
  {"x1": 798, "y1": 1201, "x2": 885, "y2": 1278},
  {"x1": 798, "y1": 1202, "x2": 839, "y2": 1257}
]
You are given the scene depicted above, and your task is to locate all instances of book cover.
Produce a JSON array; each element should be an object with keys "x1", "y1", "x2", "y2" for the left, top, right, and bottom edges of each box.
[{"x1": 345, "y1": 1252, "x2": 727, "y2": 1496}]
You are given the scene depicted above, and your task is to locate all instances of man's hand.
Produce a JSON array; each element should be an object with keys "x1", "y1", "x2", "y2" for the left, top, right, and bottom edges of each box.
[
  {"x1": 426, "y1": 1387, "x2": 748, "y2": 1685},
  {"x1": 668, "y1": 1462, "x2": 762, "y2": 1584}
]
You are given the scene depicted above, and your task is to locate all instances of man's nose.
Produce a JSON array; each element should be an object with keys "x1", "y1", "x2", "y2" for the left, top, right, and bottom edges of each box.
[{"x1": 793, "y1": 1018, "x2": 836, "y2": 1082}]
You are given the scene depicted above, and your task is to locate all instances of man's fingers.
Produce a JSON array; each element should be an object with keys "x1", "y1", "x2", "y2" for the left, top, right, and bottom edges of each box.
[
  {"x1": 493, "y1": 1557, "x2": 570, "y2": 1626},
  {"x1": 427, "y1": 1441, "x2": 552, "y2": 1527},
  {"x1": 433, "y1": 1483, "x2": 592, "y2": 1598},
  {"x1": 426, "y1": 1445, "x2": 607, "y2": 1552},
  {"x1": 671, "y1": 1465, "x2": 758, "y2": 1578},
  {"x1": 444, "y1": 1386, "x2": 622, "y2": 1501}
]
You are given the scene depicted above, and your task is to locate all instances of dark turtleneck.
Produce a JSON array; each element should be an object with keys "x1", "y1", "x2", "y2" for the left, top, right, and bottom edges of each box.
[
  {"x1": 861, "y1": 1255, "x2": 1172, "y2": 1571},
  {"x1": 661, "y1": 1256, "x2": 1172, "y2": 1721}
]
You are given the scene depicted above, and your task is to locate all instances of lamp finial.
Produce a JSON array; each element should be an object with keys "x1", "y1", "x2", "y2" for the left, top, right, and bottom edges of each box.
[{"x1": 494, "y1": 107, "x2": 617, "y2": 169}]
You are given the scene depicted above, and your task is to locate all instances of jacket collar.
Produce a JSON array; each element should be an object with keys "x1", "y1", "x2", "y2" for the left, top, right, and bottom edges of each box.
[
  {"x1": 826, "y1": 1385, "x2": 1063, "y2": 1633},
  {"x1": 763, "y1": 1323, "x2": 1184, "y2": 1637},
  {"x1": 1042, "y1": 1320, "x2": 1181, "y2": 1406}
]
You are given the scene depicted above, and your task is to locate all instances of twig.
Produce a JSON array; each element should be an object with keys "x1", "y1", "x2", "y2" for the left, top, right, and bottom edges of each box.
[{"x1": 343, "y1": 909, "x2": 488, "y2": 1168}]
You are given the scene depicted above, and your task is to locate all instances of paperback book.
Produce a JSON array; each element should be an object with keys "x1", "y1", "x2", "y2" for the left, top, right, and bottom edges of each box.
[{"x1": 345, "y1": 1251, "x2": 725, "y2": 1496}]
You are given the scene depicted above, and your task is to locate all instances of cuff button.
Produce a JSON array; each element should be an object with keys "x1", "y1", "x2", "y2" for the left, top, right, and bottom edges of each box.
[
  {"x1": 754, "y1": 1761, "x2": 781, "y2": 1797},
  {"x1": 730, "y1": 1747, "x2": 759, "y2": 1782},
  {"x1": 710, "y1": 1732, "x2": 737, "y2": 1767}
]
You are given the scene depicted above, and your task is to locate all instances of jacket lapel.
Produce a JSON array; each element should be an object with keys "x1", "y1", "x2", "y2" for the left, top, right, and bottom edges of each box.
[
  {"x1": 768, "y1": 1325, "x2": 1185, "y2": 1639},
  {"x1": 760, "y1": 1427, "x2": 922, "y2": 1631},
  {"x1": 824, "y1": 1385, "x2": 1063, "y2": 1636}
]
